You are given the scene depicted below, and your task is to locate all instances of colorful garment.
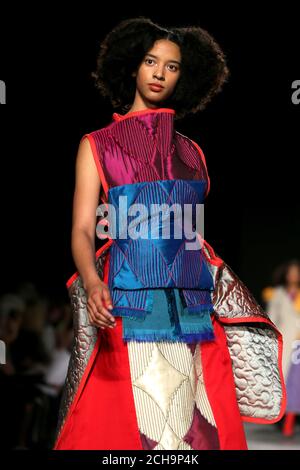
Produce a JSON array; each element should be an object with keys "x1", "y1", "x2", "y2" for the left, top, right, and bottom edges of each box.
[{"x1": 53, "y1": 108, "x2": 286, "y2": 450}]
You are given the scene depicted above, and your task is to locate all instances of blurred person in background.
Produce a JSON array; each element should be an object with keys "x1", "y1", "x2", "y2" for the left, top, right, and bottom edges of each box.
[
  {"x1": 0, "y1": 283, "x2": 74, "y2": 448},
  {"x1": 0, "y1": 293, "x2": 26, "y2": 447},
  {"x1": 0, "y1": 284, "x2": 51, "y2": 448},
  {"x1": 262, "y1": 260, "x2": 300, "y2": 437},
  {"x1": 36, "y1": 304, "x2": 74, "y2": 448}
]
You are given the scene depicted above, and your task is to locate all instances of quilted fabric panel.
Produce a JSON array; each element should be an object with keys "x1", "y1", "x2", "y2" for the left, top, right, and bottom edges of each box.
[
  {"x1": 127, "y1": 340, "x2": 219, "y2": 450},
  {"x1": 224, "y1": 325, "x2": 282, "y2": 419}
]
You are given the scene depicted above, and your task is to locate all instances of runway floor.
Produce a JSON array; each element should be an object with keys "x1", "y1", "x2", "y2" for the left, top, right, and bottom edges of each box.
[{"x1": 244, "y1": 422, "x2": 300, "y2": 450}]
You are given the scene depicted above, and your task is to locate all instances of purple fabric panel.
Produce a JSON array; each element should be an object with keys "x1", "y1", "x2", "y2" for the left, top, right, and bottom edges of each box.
[
  {"x1": 90, "y1": 111, "x2": 208, "y2": 189},
  {"x1": 183, "y1": 405, "x2": 220, "y2": 450},
  {"x1": 286, "y1": 361, "x2": 300, "y2": 412}
]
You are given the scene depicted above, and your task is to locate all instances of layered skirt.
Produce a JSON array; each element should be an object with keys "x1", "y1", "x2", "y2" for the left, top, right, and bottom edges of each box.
[{"x1": 53, "y1": 240, "x2": 285, "y2": 450}]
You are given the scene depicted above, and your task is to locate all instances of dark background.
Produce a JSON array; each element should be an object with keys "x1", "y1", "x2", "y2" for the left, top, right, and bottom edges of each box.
[{"x1": 0, "y1": 3, "x2": 299, "y2": 303}]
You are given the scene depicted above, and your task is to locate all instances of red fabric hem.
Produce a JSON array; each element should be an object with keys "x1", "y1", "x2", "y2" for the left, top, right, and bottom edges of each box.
[{"x1": 200, "y1": 315, "x2": 248, "y2": 450}]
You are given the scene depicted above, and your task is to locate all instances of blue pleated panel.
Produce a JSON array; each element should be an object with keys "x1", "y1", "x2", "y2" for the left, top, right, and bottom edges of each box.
[{"x1": 106, "y1": 179, "x2": 215, "y2": 343}]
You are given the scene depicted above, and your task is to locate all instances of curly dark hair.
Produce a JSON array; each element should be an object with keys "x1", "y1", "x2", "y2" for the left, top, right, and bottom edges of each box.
[{"x1": 91, "y1": 16, "x2": 230, "y2": 120}]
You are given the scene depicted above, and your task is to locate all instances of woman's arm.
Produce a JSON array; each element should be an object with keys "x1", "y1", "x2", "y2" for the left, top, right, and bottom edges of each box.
[
  {"x1": 71, "y1": 137, "x2": 115, "y2": 329},
  {"x1": 71, "y1": 137, "x2": 101, "y2": 288}
]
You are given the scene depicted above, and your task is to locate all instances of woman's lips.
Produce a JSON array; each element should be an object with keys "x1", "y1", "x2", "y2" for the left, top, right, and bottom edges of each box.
[{"x1": 148, "y1": 84, "x2": 164, "y2": 92}]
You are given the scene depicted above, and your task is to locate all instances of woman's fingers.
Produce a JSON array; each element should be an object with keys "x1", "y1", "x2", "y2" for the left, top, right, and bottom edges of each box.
[
  {"x1": 87, "y1": 305, "x2": 107, "y2": 329},
  {"x1": 94, "y1": 298, "x2": 115, "y2": 325},
  {"x1": 88, "y1": 297, "x2": 116, "y2": 328},
  {"x1": 86, "y1": 303, "x2": 102, "y2": 327},
  {"x1": 102, "y1": 285, "x2": 114, "y2": 310},
  {"x1": 85, "y1": 281, "x2": 116, "y2": 329},
  {"x1": 88, "y1": 301, "x2": 110, "y2": 327}
]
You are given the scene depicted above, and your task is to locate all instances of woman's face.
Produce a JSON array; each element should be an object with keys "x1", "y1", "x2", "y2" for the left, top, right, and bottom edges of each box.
[
  {"x1": 286, "y1": 265, "x2": 300, "y2": 285},
  {"x1": 133, "y1": 39, "x2": 181, "y2": 105}
]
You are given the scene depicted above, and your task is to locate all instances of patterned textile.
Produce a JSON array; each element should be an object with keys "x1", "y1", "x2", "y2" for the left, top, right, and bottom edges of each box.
[{"x1": 107, "y1": 178, "x2": 215, "y2": 342}]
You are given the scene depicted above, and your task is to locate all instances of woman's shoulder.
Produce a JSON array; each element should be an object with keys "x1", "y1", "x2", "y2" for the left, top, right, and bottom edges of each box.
[{"x1": 261, "y1": 285, "x2": 285, "y2": 302}]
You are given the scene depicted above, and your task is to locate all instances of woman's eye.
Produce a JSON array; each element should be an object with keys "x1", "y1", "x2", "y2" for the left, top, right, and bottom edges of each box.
[{"x1": 145, "y1": 59, "x2": 178, "y2": 71}]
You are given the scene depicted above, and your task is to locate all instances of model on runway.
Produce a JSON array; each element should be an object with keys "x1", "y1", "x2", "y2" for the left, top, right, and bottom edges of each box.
[{"x1": 53, "y1": 17, "x2": 286, "y2": 450}]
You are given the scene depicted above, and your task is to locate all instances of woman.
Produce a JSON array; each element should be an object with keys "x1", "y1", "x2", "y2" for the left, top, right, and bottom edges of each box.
[
  {"x1": 262, "y1": 260, "x2": 300, "y2": 437},
  {"x1": 53, "y1": 17, "x2": 285, "y2": 450}
]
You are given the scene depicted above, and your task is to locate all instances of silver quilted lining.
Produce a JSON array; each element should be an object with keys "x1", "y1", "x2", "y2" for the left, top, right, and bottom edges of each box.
[
  {"x1": 225, "y1": 325, "x2": 282, "y2": 419},
  {"x1": 54, "y1": 244, "x2": 109, "y2": 444}
]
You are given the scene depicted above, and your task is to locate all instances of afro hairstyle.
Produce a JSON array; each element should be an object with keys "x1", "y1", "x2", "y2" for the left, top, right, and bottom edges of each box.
[{"x1": 92, "y1": 16, "x2": 230, "y2": 120}]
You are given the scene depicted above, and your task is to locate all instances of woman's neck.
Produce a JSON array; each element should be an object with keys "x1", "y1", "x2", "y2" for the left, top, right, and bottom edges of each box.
[{"x1": 125, "y1": 105, "x2": 160, "y2": 115}]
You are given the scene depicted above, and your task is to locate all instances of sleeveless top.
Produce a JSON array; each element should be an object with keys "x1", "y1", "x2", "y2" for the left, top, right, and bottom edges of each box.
[{"x1": 83, "y1": 107, "x2": 215, "y2": 343}]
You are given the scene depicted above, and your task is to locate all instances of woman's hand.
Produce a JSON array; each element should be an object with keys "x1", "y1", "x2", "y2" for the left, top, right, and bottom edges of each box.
[{"x1": 85, "y1": 279, "x2": 116, "y2": 329}]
